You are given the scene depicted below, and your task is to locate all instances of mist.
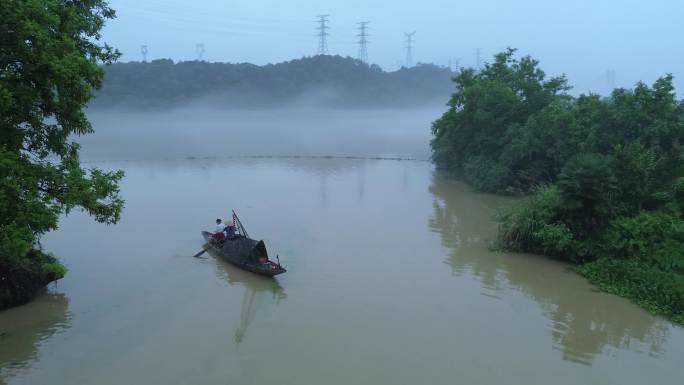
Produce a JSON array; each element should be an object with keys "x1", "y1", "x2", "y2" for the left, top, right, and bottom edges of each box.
[
  {"x1": 5, "y1": 2, "x2": 684, "y2": 383},
  {"x1": 80, "y1": 105, "x2": 441, "y2": 162}
]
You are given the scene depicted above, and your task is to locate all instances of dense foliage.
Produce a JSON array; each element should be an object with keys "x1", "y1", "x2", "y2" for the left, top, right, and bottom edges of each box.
[
  {"x1": 0, "y1": 0, "x2": 124, "y2": 309},
  {"x1": 91, "y1": 56, "x2": 454, "y2": 109},
  {"x1": 431, "y1": 49, "x2": 684, "y2": 322},
  {"x1": 431, "y1": 48, "x2": 570, "y2": 193}
]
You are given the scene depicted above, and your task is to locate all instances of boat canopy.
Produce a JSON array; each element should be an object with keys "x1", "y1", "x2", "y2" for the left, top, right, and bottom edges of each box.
[{"x1": 221, "y1": 237, "x2": 269, "y2": 264}]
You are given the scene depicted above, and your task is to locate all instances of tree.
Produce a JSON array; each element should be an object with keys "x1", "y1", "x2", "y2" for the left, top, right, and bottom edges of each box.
[
  {"x1": 0, "y1": 0, "x2": 123, "y2": 308},
  {"x1": 432, "y1": 49, "x2": 684, "y2": 321},
  {"x1": 90, "y1": 56, "x2": 454, "y2": 109},
  {"x1": 431, "y1": 48, "x2": 570, "y2": 192}
]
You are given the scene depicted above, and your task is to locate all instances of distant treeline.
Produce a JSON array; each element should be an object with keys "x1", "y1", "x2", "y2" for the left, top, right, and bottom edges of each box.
[{"x1": 92, "y1": 55, "x2": 454, "y2": 109}]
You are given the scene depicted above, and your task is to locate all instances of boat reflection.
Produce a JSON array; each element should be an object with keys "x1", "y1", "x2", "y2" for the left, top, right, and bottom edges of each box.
[
  {"x1": 428, "y1": 172, "x2": 670, "y2": 365},
  {"x1": 207, "y1": 249, "x2": 286, "y2": 344}
]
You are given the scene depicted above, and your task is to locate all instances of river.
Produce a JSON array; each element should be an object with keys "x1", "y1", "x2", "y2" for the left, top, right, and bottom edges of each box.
[{"x1": 1, "y1": 108, "x2": 683, "y2": 384}]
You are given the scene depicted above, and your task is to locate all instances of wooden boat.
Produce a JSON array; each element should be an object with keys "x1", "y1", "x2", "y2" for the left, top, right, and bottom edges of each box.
[{"x1": 201, "y1": 212, "x2": 286, "y2": 277}]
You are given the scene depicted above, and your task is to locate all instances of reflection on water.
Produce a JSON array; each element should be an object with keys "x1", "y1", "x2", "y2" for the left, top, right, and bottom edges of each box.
[
  {"x1": 428, "y1": 172, "x2": 670, "y2": 365},
  {"x1": 208, "y1": 250, "x2": 286, "y2": 344},
  {"x1": 0, "y1": 292, "x2": 70, "y2": 383},
  {"x1": 1, "y1": 158, "x2": 683, "y2": 385}
]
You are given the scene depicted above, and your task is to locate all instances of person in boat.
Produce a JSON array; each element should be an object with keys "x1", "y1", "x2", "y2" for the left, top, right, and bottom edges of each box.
[
  {"x1": 258, "y1": 255, "x2": 268, "y2": 265},
  {"x1": 213, "y1": 218, "x2": 226, "y2": 243},
  {"x1": 225, "y1": 218, "x2": 235, "y2": 239}
]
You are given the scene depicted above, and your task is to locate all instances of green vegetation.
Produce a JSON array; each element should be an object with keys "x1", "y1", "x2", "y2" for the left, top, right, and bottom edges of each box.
[
  {"x1": 0, "y1": 1, "x2": 124, "y2": 309},
  {"x1": 431, "y1": 48, "x2": 684, "y2": 322},
  {"x1": 92, "y1": 56, "x2": 454, "y2": 109}
]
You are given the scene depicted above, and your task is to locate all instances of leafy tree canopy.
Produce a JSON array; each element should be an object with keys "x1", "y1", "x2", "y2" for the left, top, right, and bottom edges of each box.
[
  {"x1": 431, "y1": 48, "x2": 570, "y2": 192},
  {"x1": 433, "y1": 48, "x2": 684, "y2": 322},
  {"x1": 0, "y1": 0, "x2": 123, "y2": 307},
  {"x1": 91, "y1": 55, "x2": 455, "y2": 109}
]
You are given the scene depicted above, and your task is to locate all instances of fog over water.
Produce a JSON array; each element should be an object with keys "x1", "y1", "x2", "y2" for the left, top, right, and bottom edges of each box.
[
  {"x1": 82, "y1": 107, "x2": 440, "y2": 161},
  {"x1": 2, "y1": 106, "x2": 684, "y2": 385},
  {"x1": 3, "y1": 0, "x2": 684, "y2": 383}
]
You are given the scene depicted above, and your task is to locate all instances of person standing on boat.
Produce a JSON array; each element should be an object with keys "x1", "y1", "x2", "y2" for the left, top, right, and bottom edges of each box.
[{"x1": 213, "y1": 218, "x2": 226, "y2": 243}]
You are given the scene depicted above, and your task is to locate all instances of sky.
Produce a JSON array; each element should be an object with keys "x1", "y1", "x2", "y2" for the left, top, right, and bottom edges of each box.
[{"x1": 102, "y1": 0, "x2": 684, "y2": 95}]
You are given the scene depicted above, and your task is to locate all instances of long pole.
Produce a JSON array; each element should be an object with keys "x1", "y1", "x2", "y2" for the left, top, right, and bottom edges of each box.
[{"x1": 232, "y1": 210, "x2": 249, "y2": 239}]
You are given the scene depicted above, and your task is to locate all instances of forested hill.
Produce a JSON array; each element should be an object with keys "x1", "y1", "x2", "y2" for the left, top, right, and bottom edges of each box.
[{"x1": 92, "y1": 55, "x2": 454, "y2": 109}]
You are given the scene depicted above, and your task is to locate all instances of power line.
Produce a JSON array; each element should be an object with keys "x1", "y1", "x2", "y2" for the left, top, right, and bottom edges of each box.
[
  {"x1": 316, "y1": 14, "x2": 330, "y2": 55},
  {"x1": 404, "y1": 31, "x2": 415, "y2": 67},
  {"x1": 141, "y1": 45, "x2": 148, "y2": 62},
  {"x1": 196, "y1": 43, "x2": 205, "y2": 61},
  {"x1": 127, "y1": 11, "x2": 309, "y2": 39},
  {"x1": 356, "y1": 21, "x2": 370, "y2": 63},
  {"x1": 122, "y1": 0, "x2": 301, "y2": 24}
]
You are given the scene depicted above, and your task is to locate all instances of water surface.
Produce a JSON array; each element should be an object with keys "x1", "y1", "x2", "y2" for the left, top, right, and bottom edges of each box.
[{"x1": 1, "y1": 109, "x2": 683, "y2": 385}]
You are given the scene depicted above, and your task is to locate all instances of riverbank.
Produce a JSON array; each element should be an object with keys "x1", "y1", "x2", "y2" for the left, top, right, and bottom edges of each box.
[
  {"x1": 494, "y1": 184, "x2": 684, "y2": 324},
  {"x1": 0, "y1": 250, "x2": 66, "y2": 310},
  {"x1": 430, "y1": 49, "x2": 684, "y2": 323},
  {"x1": 577, "y1": 259, "x2": 684, "y2": 324}
]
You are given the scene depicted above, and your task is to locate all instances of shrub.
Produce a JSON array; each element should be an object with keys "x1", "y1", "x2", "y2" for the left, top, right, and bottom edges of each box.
[
  {"x1": 434, "y1": 49, "x2": 684, "y2": 323},
  {"x1": 42, "y1": 260, "x2": 68, "y2": 281},
  {"x1": 0, "y1": 250, "x2": 66, "y2": 309},
  {"x1": 497, "y1": 184, "x2": 562, "y2": 252},
  {"x1": 534, "y1": 223, "x2": 575, "y2": 257},
  {"x1": 601, "y1": 211, "x2": 684, "y2": 272},
  {"x1": 463, "y1": 156, "x2": 513, "y2": 193},
  {"x1": 556, "y1": 153, "x2": 619, "y2": 225},
  {"x1": 578, "y1": 258, "x2": 684, "y2": 323}
]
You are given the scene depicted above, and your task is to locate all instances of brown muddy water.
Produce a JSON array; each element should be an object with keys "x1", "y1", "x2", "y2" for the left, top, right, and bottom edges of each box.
[{"x1": 1, "y1": 109, "x2": 683, "y2": 385}]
